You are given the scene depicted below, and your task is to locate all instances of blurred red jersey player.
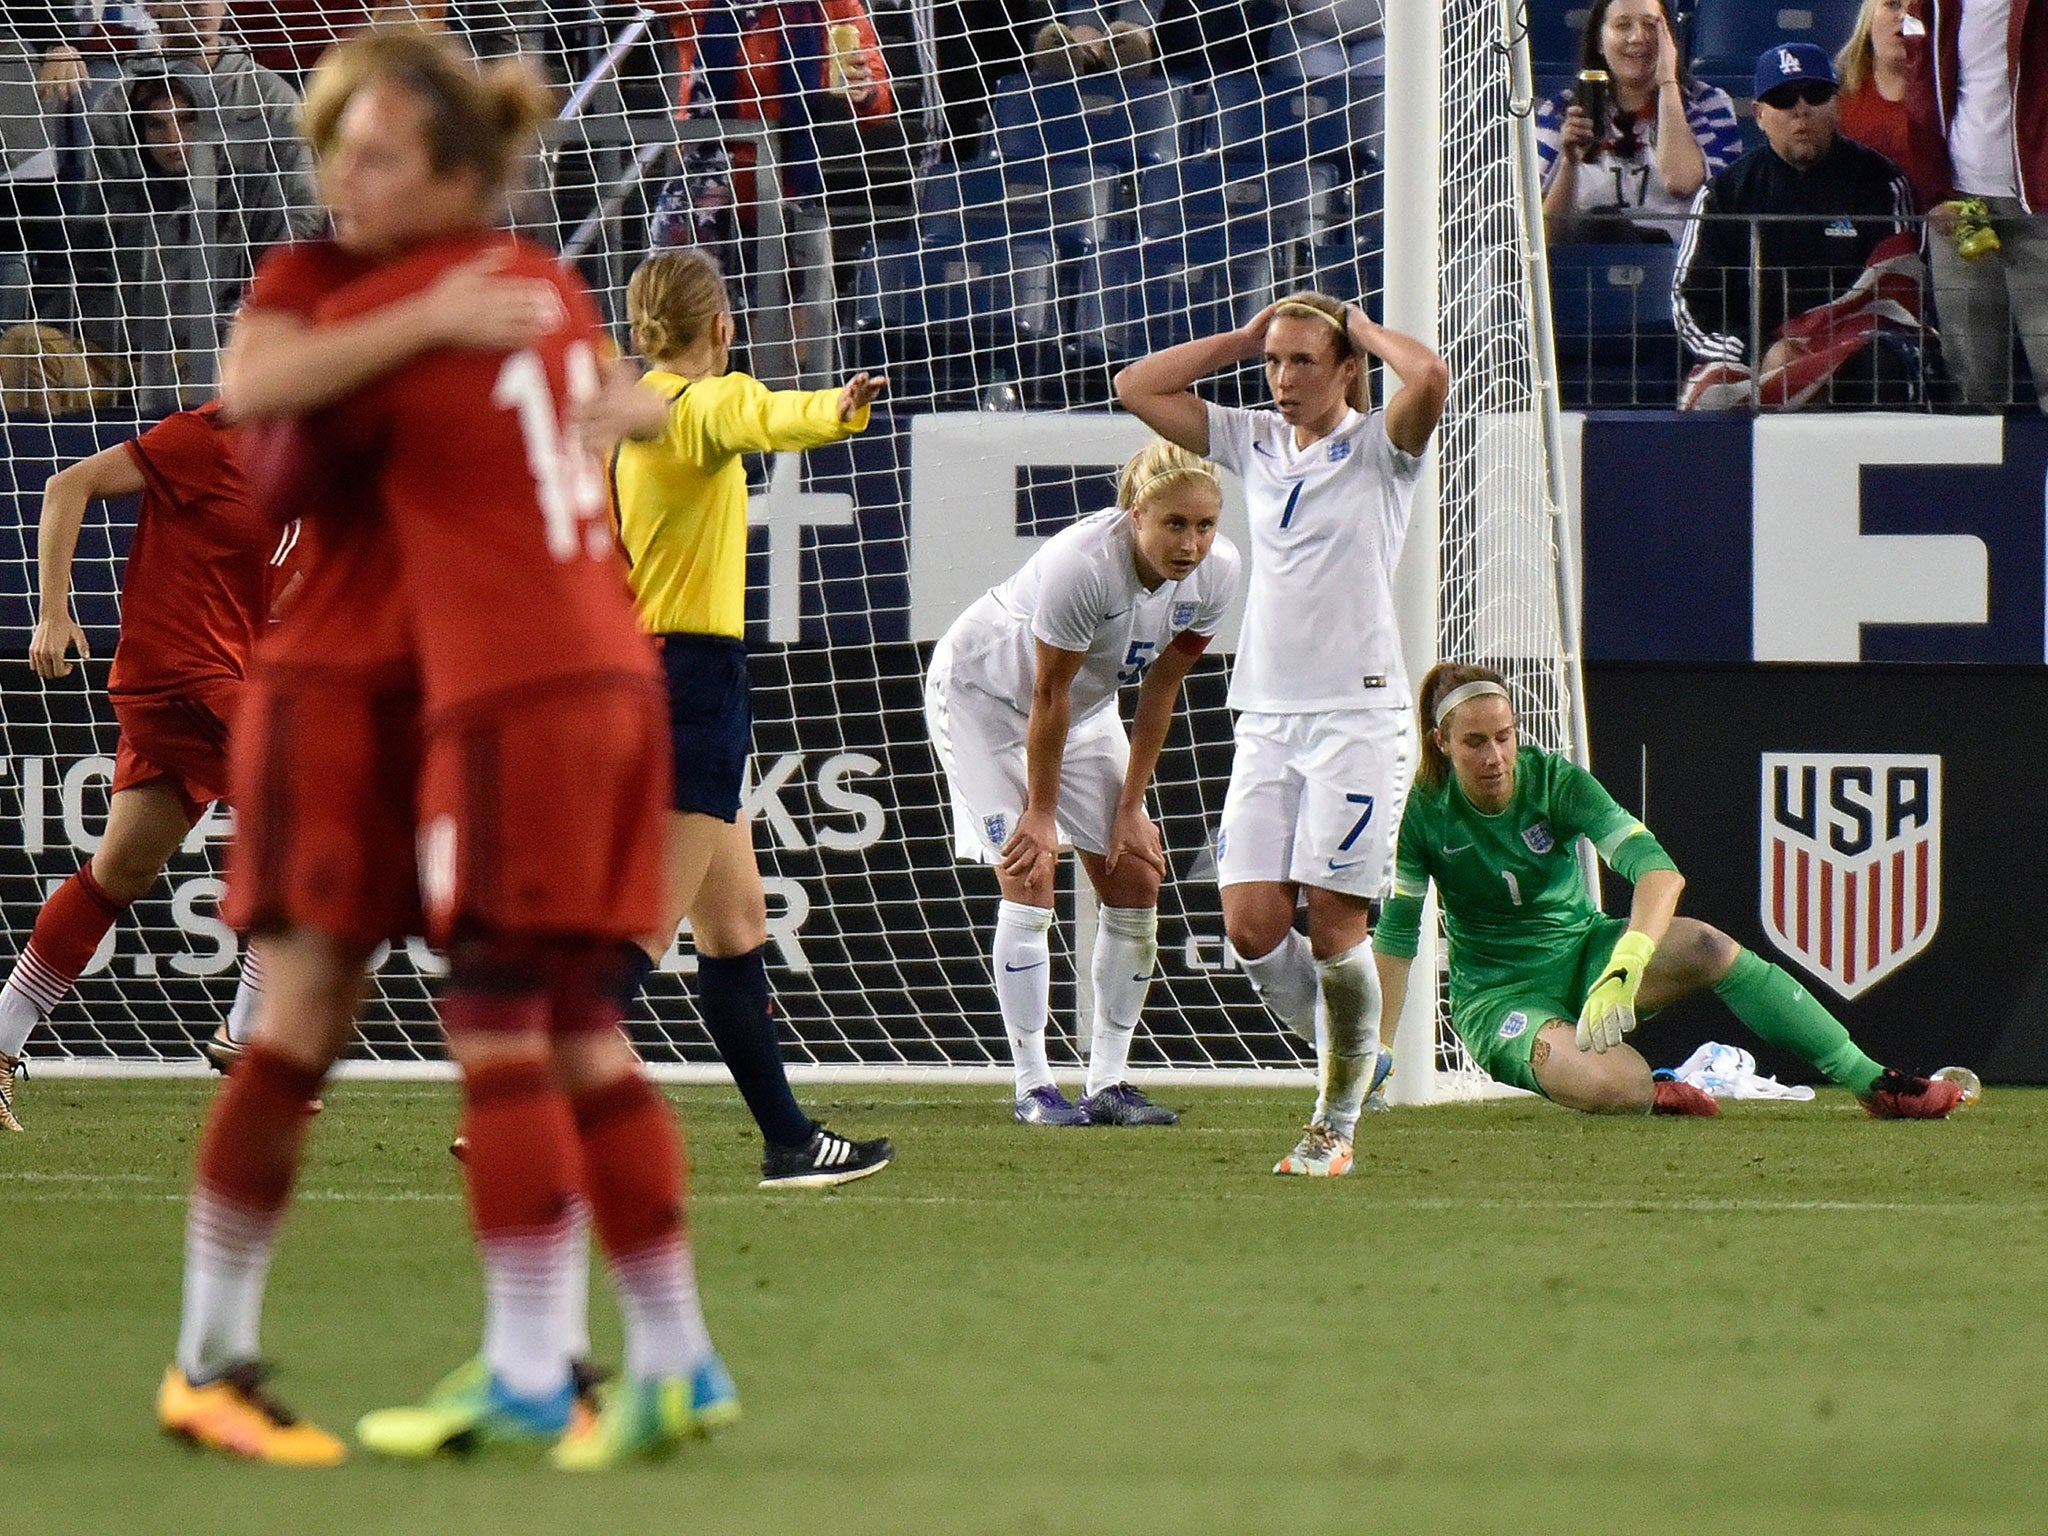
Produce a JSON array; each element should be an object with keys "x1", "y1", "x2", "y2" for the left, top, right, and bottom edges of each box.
[
  {"x1": 0, "y1": 401, "x2": 296, "y2": 1131},
  {"x1": 161, "y1": 28, "x2": 732, "y2": 1471}
]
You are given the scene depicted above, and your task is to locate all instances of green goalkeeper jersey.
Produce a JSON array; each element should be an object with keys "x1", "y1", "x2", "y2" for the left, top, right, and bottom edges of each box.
[{"x1": 1374, "y1": 746, "x2": 1679, "y2": 995}]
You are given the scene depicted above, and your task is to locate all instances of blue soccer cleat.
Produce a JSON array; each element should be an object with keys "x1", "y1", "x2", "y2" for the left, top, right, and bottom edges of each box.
[
  {"x1": 550, "y1": 1353, "x2": 740, "y2": 1471},
  {"x1": 1013, "y1": 1085, "x2": 1089, "y2": 1126}
]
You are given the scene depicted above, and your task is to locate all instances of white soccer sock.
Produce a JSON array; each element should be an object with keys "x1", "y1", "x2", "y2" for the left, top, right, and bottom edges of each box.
[
  {"x1": 176, "y1": 1190, "x2": 280, "y2": 1383},
  {"x1": 0, "y1": 981, "x2": 39, "y2": 1059},
  {"x1": 480, "y1": 1216, "x2": 581, "y2": 1402},
  {"x1": 562, "y1": 1202, "x2": 592, "y2": 1363},
  {"x1": 993, "y1": 899, "x2": 1056, "y2": 1094},
  {"x1": 612, "y1": 1239, "x2": 714, "y2": 1382},
  {"x1": 1238, "y1": 928, "x2": 1318, "y2": 1043},
  {"x1": 1086, "y1": 905, "x2": 1157, "y2": 1097},
  {"x1": 223, "y1": 948, "x2": 266, "y2": 1046},
  {"x1": 1314, "y1": 939, "x2": 1384, "y2": 1141}
]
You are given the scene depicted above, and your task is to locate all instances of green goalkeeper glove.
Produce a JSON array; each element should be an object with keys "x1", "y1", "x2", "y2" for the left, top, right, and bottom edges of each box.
[{"x1": 1576, "y1": 929, "x2": 1657, "y2": 1053}]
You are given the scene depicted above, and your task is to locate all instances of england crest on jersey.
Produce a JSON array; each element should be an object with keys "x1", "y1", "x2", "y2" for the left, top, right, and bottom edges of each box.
[
  {"x1": 1172, "y1": 601, "x2": 1197, "y2": 629},
  {"x1": 1521, "y1": 822, "x2": 1554, "y2": 855},
  {"x1": 1760, "y1": 753, "x2": 1940, "y2": 999},
  {"x1": 985, "y1": 814, "x2": 1008, "y2": 847}
]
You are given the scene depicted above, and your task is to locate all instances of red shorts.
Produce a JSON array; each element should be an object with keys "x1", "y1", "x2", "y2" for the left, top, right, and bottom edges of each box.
[
  {"x1": 417, "y1": 679, "x2": 669, "y2": 949},
  {"x1": 221, "y1": 666, "x2": 427, "y2": 950},
  {"x1": 110, "y1": 682, "x2": 240, "y2": 821}
]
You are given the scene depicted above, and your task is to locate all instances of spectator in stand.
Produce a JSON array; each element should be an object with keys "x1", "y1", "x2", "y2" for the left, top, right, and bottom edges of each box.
[
  {"x1": 1537, "y1": 0, "x2": 1742, "y2": 244},
  {"x1": 1902, "y1": 0, "x2": 2048, "y2": 411},
  {"x1": 2, "y1": 25, "x2": 64, "y2": 328},
  {"x1": 1674, "y1": 43, "x2": 1924, "y2": 409},
  {"x1": 103, "y1": 4, "x2": 319, "y2": 241},
  {"x1": 1836, "y1": 0, "x2": 1917, "y2": 174},
  {"x1": 0, "y1": 322, "x2": 100, "y2": 416}
]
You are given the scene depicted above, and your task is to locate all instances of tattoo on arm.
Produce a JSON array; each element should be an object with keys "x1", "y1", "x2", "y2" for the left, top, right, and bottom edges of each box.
[{"x1": 1531, "y1": 1034, "x2": 1551, "y2": 1069}]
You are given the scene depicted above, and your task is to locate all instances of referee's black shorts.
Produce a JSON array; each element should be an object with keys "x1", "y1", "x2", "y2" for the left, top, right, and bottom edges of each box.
[{"x1": 656, "y1": 631, "x2": 751, "y2": 822}]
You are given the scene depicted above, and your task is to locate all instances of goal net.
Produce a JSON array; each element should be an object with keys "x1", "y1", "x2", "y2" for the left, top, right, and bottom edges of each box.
[{"x1": 0, "y1": 0, "x2": 1579, "y2": 1090}]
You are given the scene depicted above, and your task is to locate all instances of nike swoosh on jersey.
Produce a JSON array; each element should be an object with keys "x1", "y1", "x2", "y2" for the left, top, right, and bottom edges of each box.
[
  {"x1": 1442, "y1": 843, "x2": 1474, "y2": 855},
  {"x1": 1327, "y1": 856, "x2": 1368, "y2": 872},
  {"x1": 1003, "y1": 960, "x2": 1046, "y2": 973},
  {"x1": 1253, "y1": 441, "x2": 1277, "y2": 458},
  {"x1": 1101, "y1": 608, "x2": 1130, "y2": 621}
]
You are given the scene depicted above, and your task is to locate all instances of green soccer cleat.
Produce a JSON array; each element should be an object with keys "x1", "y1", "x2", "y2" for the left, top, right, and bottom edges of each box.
[
  {"x1": 550, "y1": 1354, "x2": 740, "y2": 1471},
  {"x1": 356, "y1": 1356, "x2": 572, "y2": 1459}
]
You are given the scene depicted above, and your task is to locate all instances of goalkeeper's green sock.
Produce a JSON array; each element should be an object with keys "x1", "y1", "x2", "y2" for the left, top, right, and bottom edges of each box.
[{"x1": 1712, "y1": 947, "x2": 1883, "y2": 1094}]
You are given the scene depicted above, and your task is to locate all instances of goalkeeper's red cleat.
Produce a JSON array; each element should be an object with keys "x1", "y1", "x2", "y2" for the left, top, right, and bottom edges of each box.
[
  {"x1": 1652, "y1": 1080, "x2": 1720, "y2": 1117},
  {"x1": 1861, "y1": 1070, "x2": 1965, "y2": 1120}
]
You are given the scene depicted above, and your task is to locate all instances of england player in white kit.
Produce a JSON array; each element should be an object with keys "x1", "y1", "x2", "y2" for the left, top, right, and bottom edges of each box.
[
  {"x1": 1116, "y1": 292, "x2": 1448, "y2": 1175},
  {"x1": 926, "y1": 441, "x2": 1242, "y2": 1125}
]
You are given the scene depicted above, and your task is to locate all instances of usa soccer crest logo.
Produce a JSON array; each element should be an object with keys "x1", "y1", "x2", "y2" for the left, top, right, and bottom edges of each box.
[
  {"x1": 985, "y1": 814, "x2": 1008, "y2": 847},
  {"x1": 1172, "y1": 601, "x2": 1197, "y2": 628},
  {"x1": 1521, "y1": 822, "x2": 1554, "y2": 855},
  {"x1": 1760, "y1": 754, "x2": 1940, "y2": 999}
]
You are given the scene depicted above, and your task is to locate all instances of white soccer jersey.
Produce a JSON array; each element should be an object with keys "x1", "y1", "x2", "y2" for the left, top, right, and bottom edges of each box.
[
  {"x1": 1204, "y1": 401, "x2": 1425, "y2": 714},
  {"x1": 941, "y1": 505, "x2": 1242, "y2": 721}
]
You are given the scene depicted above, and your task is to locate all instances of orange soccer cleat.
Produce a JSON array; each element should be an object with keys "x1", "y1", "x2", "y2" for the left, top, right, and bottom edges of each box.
[{"x1": 157, "y1": 1363, "x2": 346, "y2": 1466}]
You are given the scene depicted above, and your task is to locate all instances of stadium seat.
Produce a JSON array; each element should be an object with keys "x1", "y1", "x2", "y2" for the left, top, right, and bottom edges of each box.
[
  {"x1": 1546, "y1": 243, "x2": 1683, "y2": 407},
  {"x1": 1078, "y1": 86, "x2": 1140, "y2": 173},
  {"x1": 1691, "y1": 0, "x2": 1863, "y2": 86},
  {"x1": 846, "y1": 237, "x2": 932, "y2": 393},
  {"x1": 1121, "y1": 79, "x2": 1183, "y2": 167},
  {"x1": 1530, "y1": 1, "x2": 1594, "y2": 72}
]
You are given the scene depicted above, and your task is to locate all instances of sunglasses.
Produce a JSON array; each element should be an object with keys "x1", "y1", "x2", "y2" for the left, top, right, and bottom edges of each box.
[{"x1": 1759, "y1": 81, "x2": 1836, "y2": 109}]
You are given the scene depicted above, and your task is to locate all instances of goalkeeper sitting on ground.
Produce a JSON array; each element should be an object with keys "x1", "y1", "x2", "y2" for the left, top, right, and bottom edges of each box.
[{"x1": 1373, "y1": 661, "x2": 1967, "y2": 1120}]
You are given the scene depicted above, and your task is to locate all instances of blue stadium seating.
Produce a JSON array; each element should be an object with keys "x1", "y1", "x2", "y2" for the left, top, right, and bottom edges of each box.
[
  {"x1": 1547, "y1": 243, "x2": 1683, "y2": 407},
  {"x1": 1691, "y1": 0, "x2": 1864, "y2": 88},
  {"x1": 1529, "y1": 1, "x2": 1595, "y2": 73}
]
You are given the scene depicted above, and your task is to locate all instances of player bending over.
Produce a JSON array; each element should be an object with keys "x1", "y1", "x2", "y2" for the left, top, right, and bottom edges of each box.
[
  {"x1": 1374, "y1": 662, "x2": 1968, "y2": 1120},
  {"x1": 159, "y1": 31, "x2": 732, "y2": 1471},
  {"x1": 1115, "y1": 292, "x2": 1449, "y2": 1176},
  {"x1": 590, "y1": 247, "x2": 892, "y2": 1187},
  {"x1": 926, "y1": 439, "x2": 1241, "y2": 1125},
  {"x1": 0, "y1": 403, "x2": 290, "y2": 1130}
]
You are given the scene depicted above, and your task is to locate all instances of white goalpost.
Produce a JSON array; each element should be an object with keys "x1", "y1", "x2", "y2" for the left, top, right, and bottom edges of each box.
[{"x1": 0, "y1": 0, "x2": 1584, "y2": 1099}]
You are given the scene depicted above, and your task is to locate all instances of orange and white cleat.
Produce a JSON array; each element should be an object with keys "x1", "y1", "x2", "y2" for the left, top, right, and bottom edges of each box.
[
  {"x1": 157, "y1": 1363, "x2": 346, "y2": 1466},
  {"x1": 1273, "y1": 1120, "x2": 1354, "y2": 1177}
]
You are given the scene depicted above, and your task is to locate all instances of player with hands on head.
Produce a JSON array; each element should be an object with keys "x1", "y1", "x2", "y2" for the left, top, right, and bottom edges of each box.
[
  {"x1": 926, "y1": 438, "x2": 1241, "y2": 1126},
  {"x1": 1115, "y1": 291, "x2": 1448, "y2": 1176},
  {"x1": 595, "y1": 248, "x2": 894, "y2": 1189},
  {"x1": 1373, "y1": 662, "x2": 1971, "y2": 1120},
  {"x1": 0, "y1": 402, "x2": 287, "y2": 1131}
]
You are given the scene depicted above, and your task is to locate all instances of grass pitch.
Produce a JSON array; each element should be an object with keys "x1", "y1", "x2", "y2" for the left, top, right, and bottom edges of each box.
[{"x1": 3, "y1": 1079, "x2": 2042, "y2": 1536}]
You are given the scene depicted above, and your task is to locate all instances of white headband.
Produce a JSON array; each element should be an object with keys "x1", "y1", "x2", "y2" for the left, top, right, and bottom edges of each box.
[{"x1": 1433, "y1": 680, "x2": 1510, "y2": 727}]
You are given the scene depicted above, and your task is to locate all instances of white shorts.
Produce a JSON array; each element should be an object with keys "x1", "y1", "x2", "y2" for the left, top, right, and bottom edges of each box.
[
  {"x1": 1216, "y1": 708, "x2": 1414, "y2": 898},
  {"x1": 925, "y1": 652, "x2": 1130, "y2": 863}
]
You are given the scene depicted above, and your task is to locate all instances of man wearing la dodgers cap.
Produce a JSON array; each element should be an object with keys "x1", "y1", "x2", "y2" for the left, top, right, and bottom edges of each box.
[{"x1": 1671, "y1": 39, "x2": 1924, "y2": 404}]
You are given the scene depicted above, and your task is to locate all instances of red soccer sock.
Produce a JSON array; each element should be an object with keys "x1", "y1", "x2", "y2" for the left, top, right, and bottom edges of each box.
[
  {"x1": 0, "y1": 864, "x2": 130, "y2": 1055},
  {"x1": 451, "y1": 1026, "x2": 582, "y2": 1403},
  {"x1": 572, "y1": 1073, "x2": 711, "y2": 1380},
  {"x1": 176, "y1": 1044, "x2": 327, "y2": 1382}
]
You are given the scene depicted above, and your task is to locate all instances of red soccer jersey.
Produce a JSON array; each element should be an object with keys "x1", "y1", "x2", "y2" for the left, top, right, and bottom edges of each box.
[
  {"x1": 108, "y1": 402, "x2": 283, "y2": 698},
  {"x1": 237, "y1": 240, "x2": 417, "y2": 681},
  {"x1": 314, "y1": 233, "x2": 658, "y2": 724}
]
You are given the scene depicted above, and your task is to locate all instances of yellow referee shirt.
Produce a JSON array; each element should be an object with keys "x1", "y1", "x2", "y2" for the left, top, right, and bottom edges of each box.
[{"x1": 609, "y1": 369, "x2": 871, "y2": 639}]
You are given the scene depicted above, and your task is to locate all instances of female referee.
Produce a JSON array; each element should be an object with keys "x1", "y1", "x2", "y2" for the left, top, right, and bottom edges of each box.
[
  {"x1": 926, "y1": 439, "x2": 1241, "y2": 1126},
  {"x1": 1375, "y1": 661, "x2": 1968, "y2": 1120},
  {"x1": 1115, "y1": 292, "x2": 1449, "y2": 1176},
  {"x1": 597, "y1": 248, "x2": 892, "y2": 1188}
]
